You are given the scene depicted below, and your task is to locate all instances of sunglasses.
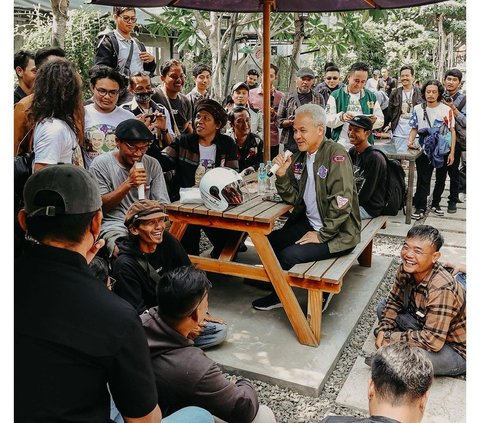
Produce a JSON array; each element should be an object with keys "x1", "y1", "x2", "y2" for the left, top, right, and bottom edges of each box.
[{"x1": 326, "y1": 76, "x2": 339, "y2": 81}]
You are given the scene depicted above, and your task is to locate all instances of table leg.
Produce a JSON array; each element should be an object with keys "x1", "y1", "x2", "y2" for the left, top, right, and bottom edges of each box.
[
  {"x1": 249, "y1": 232, "x2": 318, "y2": 346},
  {"x1": 169, "y1": 221, "x2": 188, "y2": 240},
  {"x1": 405, "y1": 160, "x2": 415, "y2": 224}
]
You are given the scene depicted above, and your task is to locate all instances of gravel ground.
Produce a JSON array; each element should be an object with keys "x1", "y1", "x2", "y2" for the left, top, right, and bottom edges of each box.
[{"x1": 199, "y1": 230, "x2": 406, "y2": 422}]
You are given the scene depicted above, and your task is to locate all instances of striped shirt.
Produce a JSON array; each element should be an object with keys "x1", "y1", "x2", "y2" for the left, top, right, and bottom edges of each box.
[{"x1": 378, "y1": 262, "x2": 466, "y2": 359}]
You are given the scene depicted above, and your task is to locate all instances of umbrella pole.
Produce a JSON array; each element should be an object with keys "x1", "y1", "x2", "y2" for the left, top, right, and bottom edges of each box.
[{"x1": 262, "y1": 0, "x2": 274, "y2": 162}]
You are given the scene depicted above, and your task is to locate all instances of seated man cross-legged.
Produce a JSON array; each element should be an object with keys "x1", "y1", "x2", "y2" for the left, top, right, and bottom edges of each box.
[
  {"x1": 142, "y1": 265, "x2": 276, "y2": 423},
  {"x1": 252, "y1": 103, "x2": 361, "y2": 311},
  {"x1": 374, "y1": 225, "x2": 466, "y2": 376},
  {"x1": 113, "y1": 199, "x2": 227, "y2": 349}
]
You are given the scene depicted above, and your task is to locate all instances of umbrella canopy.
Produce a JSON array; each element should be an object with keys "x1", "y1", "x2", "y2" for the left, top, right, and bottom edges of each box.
[
  {"x1": 87, "y1": 0, "x2": 446, "y2": 12},
  {"x1": 87, "y1": 0, "x2": 448, "y2": 160}
]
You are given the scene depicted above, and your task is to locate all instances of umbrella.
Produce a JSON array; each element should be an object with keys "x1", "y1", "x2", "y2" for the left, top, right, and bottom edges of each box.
[{"x1": 87, "y1": 0, "x2": 448, "y2": 160}]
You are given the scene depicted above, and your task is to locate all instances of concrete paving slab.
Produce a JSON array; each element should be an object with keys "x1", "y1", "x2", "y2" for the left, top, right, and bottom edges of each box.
[
  {"x1": 424, "y1": 216, "x2": 466, "y2": 233},
  {"x1": 378, "y1": 215, "x2": 415, "y2": 237},
  {"x1": 438, "y1": 246, "x2": 466, "y2": 264},
  {"x1": 440, "y1": 231, "x2": 468, "y2": 248},
  {"x1": 336, "y1": 356, "x2": 466, "y2": 423},
  {"x1": 206, "y1": 254, "x2": 393, "y2": 396}
]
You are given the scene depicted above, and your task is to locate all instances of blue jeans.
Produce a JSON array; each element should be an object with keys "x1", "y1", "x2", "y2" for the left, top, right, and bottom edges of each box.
[
  {"x1": 194, "y1": 322, "x2": 228, "y2": 349},
  {"x1": 376, "y1": 299, "x2": 466, "y2": 376},
  {"x1": 110, "y1": 403, "x2": 213, "y2": 423},
  {"x1": 359, "y1": 206, "x2": 373, "y2": 220}
]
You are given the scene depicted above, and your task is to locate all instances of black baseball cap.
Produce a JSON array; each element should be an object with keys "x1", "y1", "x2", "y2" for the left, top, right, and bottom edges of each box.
[
  {"x1": 23, "y1": 164, "x2": 102, "y2": 217},
  {"x1": 346, "y1": 115, "x2": 373, "y2": 131},
  {"x1": 115, "y1": 119, "x2": 154, "y2": 142}
]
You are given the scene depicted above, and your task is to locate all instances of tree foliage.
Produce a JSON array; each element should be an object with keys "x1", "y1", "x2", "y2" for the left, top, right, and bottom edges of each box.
[{"x1": 14, "y1": 6, "x2": 110, "y2": 97}]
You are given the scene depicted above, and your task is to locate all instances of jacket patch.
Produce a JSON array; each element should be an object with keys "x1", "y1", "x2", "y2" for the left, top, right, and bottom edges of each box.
[
  {"x1": 293, "y1": 162, "x2": 304, "y2": 180},
  {"x1": 332, "y1": 154, "x2": 346, "y2": 163},
  {"x1": 318, "y1": 165, "x2": 328, "y2": 179},
  {"x1": 336, "y1": 195, "x2": 349, "y2": 208}
]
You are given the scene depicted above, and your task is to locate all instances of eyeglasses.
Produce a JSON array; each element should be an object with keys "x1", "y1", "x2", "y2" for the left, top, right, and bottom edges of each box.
[
  {"x1": 123, "y1": 142, "x2": 151, "y2": 153},
  {"x1": 326, "y1": 76, "x2": 339, "y2": 81},
  {"x1": 120, "y1": 15, "x2": 137, "y2": 23},
  {"x1": 95, "y1": 87, "x2": 120, "y2": 97}
]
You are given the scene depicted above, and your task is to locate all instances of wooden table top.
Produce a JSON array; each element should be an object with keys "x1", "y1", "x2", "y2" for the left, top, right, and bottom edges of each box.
[{"x1": 166, "y1": 194, "x2": 293, "y2": 224}]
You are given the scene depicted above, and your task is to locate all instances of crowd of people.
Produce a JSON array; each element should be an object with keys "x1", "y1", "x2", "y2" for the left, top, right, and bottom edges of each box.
[{"x1": 14, "y1": 6, "x2": 466, "y2": 423}]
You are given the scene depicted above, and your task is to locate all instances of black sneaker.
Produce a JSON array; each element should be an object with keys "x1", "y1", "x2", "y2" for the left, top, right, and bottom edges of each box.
[
  {"x1": 411, "y1": 209, "x2": 425, "y2": 220},
  {"x1": 447, "y1": 203, "x2": 457, "y2": 214},
  {"x1": 322, "y1": 293, "x2": 334, "y2": 312},
  {"x1": 252, "y1": 292, "x2": 283, "y2": 311},
  {"x1": 430, "y1": 205, "x2": 444, "y2": 217}
]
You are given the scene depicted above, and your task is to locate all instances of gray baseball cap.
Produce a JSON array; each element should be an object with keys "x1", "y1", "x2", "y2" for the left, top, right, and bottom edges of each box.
[
  {"x1": 296, "y1": 67, "x2": 315, "y2": 78},
  {"x1": 23, "y1": 164, "x2": 102, "y2": 217}
]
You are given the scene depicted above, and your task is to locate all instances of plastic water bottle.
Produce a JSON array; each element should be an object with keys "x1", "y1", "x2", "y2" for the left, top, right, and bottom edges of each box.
[
  {"x1": 258, "y1": 163, "x2": 267, "y2": 194},
  {"x1": 134, "y1": 161, "x2": 145, "y2": 199},
  {"x1": 265, "y1": 160, "x2": 274, "y2": 192}
]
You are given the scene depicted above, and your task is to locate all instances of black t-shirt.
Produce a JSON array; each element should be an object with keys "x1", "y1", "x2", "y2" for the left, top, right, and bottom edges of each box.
[
  {"x1": 152, "y1": 89, "x2": 192, "y2": 134},
  {"x1": 14, "y1": 244, "x2": 158, "y2": 422},
  {"x1": 113, "y1": 232, "x2": 192, "y2": 314},
  {"x1": 14, "y1": 85, "x2": 27, "y2": 105},
  {"x1": 348, "y1": 146, "x2": 388, "y2": 217}
]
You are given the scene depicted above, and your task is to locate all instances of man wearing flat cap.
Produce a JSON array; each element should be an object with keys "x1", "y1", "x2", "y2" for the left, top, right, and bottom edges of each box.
[
  {"x1": 90, "y1": 118, "x2": 170, "y2": 258},
  {"x1": 112, "y1": 199, "x2": 227, "y2": 349},
  {"x1": 277, "y1": 66, "x2": 325, "y2": 153},
  {"x1": 347, "y1": 115, "x2": 388, "y2": 219},
  {"x1": 227, "y1": 81, "x2": 263, "y2": 138},
  {"x1": 15, "y1": 165, "x2": 163, "y2": 422}
]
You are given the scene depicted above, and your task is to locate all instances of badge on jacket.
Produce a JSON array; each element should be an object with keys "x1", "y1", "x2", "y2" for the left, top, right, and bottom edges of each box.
[
  {"x1": 318, "y1": 165, "x2": 328, "y2": 179},
  {"x1": 336, "y1": 195, "x2": 349, "y2": 208},
  {"x1": 293, "y1": 162, "x2": 304, "y2": 180}
]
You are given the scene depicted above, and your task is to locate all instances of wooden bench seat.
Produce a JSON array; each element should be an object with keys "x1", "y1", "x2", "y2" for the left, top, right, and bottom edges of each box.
[{"x1": 288, "y1": 215, "x2": 388, "y2": 290}]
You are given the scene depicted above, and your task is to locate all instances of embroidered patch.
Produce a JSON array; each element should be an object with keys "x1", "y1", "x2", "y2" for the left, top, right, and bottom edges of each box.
[
  {"x1": 332, "y1": 154, "x2": 346, "y2": 163},
  {"x1": 293, "y1": 162, "x2": 304, "y2": 180},
  {"x1": 336, "y1": 195, "x2": 349, "y2": 208},
  {"x1": 318, "y1": 165, "x2": 328, "y2": 179}
]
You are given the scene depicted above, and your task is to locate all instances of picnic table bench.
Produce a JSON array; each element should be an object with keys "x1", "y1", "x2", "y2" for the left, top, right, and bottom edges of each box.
[{"x1": 166, "y1": 195, "x2": 387, "y2": 347}]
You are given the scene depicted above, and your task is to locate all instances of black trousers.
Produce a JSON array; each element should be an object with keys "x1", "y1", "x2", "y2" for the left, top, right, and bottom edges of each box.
[
  {"x1": 268, "y1": 215, "x2": 354, "y2": 270},
  {"x1": 414, "y1": 152, "x2": 449, "y2": 210},
  {"x1": 181, "y1": 225, "x2": 232, "y2": 257},
  {"x1": 433, "y1": 145, "x2": 461, "y2": 205}
]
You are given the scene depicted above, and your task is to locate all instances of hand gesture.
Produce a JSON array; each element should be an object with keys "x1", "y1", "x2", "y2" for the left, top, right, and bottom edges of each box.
[
  {"x1": 139, "y1": 51, "x2": 154, "y2": 63},
  {"x1": 271, "y1": 150, "x2": 292, "y2": 177}
]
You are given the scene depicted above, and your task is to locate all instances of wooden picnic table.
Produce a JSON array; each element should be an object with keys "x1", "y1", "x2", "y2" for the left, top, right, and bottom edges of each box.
[
  {"x1": 166, "y1": 194, "x2": 326, "y2": 347},
  {"x1": 374, "y1": 139, "x2": 422, "y2": 224}
]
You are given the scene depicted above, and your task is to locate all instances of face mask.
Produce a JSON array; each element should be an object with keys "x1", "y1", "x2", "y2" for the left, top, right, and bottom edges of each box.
[{"x1": 135, "y1": 91, "x2": 153, "y2": 104}]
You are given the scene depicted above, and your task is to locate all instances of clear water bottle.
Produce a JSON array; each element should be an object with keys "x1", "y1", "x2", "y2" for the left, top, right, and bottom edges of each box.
[
  {"x1": 265, "y1": 160, "x2": 274, "y2": 192},
  {"x1": 257, "y1": 163, "x2": 267, "y2": 194}
]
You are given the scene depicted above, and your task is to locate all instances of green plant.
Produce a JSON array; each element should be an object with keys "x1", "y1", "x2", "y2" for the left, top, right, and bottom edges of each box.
[{"x1": 14, "y1": 6, "x2": 111, "y2": 98}]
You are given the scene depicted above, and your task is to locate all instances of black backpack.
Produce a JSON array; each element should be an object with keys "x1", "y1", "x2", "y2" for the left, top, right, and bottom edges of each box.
[{"x1": 376, "y1": 149, "x2": 406, "y2": 216}]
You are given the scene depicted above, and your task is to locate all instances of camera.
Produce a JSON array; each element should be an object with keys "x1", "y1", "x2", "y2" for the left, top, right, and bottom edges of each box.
[{"x1": 442, "y1": 93, "x2": 452, "y2": 102}]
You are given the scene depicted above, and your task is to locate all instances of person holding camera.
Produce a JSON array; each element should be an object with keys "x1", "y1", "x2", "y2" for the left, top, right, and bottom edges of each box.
[
  {"x1": 277, "y1": 67, "x2": 325, "y2": 153},
  {"x1": 374, "y1": 225, "x2": 465, "y2": 376},
  {"x1": 407, "y1": 80, "x2": 456, "y2": 220},
  {"x1": 436, "y1": 68, "x2": 466, "y2": 213}
]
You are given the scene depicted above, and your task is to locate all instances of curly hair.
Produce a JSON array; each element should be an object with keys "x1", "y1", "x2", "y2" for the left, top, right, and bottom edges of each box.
[
  {"x1": 421, "y1": 79, "x2": 444, "y2": 102},
  {"x1": 28, "y1": 59, "x2": 84, "y2": 139}
]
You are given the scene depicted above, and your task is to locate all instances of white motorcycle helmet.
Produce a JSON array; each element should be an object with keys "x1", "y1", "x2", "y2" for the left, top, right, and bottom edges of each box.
[{"x1": 199, "y1": 167, "x2": 250, "y2": 212}]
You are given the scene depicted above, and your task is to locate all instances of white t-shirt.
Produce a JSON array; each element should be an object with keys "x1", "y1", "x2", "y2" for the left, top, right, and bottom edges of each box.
[
  {"x1": 303, "y1": 151, "x2": 323, "y2": 231},
  {"x1": 33, "y1": 118, "x2": 81, "y2": 170},
  {"x1": 410, "y1": 102, "x2": 455, "y2": 131},
  {"x1": 338, "y1": 92, "x2": 362, "y2": 148},
  {"x1": 84, "y1": 104, "x2": 135, "y2": 164},
  {"x1": 365, "y1": 78, "x2": 379, "y2": 92},
  {"x1": 199, "y1": 144, "x2": 217, "y2": 168}
]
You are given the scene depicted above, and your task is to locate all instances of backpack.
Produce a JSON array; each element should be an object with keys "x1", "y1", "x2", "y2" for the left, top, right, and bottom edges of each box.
[
  {"x1": 455, "y1": 96, "x2": 466, "y2": 151},
  {"x1": 376, "y1": 149, "x2": 406, "y2": 216}
]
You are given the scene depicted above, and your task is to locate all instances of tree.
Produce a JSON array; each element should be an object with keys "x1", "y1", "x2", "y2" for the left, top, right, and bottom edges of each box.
[
  {"x1": 14, "y1": 7, "x2": 110, "y2": 97},
  {"x1": 51, "y1": 0, "x2": 69, "y2": 48}
]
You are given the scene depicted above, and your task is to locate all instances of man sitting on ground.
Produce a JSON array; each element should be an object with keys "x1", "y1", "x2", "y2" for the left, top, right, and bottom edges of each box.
[
  {"x1": 89, "y1": 119, "x2": 169, "y2": 258},
  {"x1": 320, "y1": 341, "x2": 433, "y2": 423},
  {"x1": 252, "y1": 104, "x2": 361, "y2": 311},
  {"x1": 142, "y1": 265, "x2": 276, "y2": 423},
  {"x1": 347, "y1": 115, "x2": 387, "y2": 219},
  {"x1": 375, "y1": 225, "x2": 466, "y2": 376},
  {"x1": 113, "y1": 200, "x2": 227, "y2": 349}
]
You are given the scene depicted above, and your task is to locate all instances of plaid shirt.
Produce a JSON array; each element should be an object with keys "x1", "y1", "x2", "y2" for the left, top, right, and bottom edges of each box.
[
  {"x1": 276, "y1": 90, "x2": 325, "y2": 147},
  {"x1": 378, "y1": 262, "x2": 466, "y2": 359}
]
